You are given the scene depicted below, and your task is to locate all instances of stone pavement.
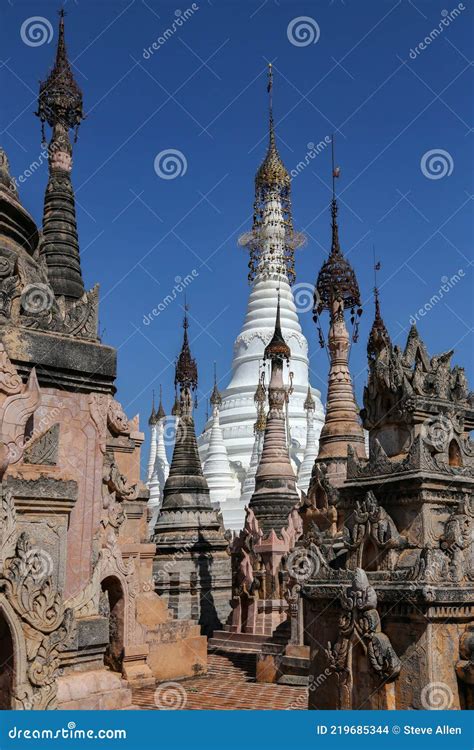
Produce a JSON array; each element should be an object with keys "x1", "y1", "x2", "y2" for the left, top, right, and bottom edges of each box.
[{"x1": 132, "y1": 651, "x2": 308, "y2": 710}]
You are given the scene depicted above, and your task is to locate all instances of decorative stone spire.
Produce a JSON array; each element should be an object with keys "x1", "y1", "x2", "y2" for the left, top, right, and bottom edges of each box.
[
  {"x1": 153, "y1": 310, "x2": 231, "y2": 634},
  {"x1": 148, "y1": 390, "x2": 157, "y2": 426},
  {"x1": 203, "y1": 365, "x2": 237, "y2": 507},
  {"x1": 249, "y1": 298, "x2": 299, "y2": 534},
  {"x1": 36, "y1": 10, "x2": 85, "y2": 300},
  {"x1": 297, "y1": 386, "x2": 319, "y2": 493},
  {"x1": 240, "y1": 369, "x2": 267, "y2": 506},
  {"x1": 312, "y1": 141, "x2": 366, "y2": 484},
  {"x1": 174, "y1": 305, "x2": 198, "y2": 407},
  {"x1": 367, "y1": 285, "x2": 391, "y2": 363},
  {"x1": 148, "y1": 386, "x2": 170, "y2": 534}
]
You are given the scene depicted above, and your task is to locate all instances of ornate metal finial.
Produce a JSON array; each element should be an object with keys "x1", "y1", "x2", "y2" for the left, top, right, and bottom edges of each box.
[
  {"x1": 238, "y1": 65, "x2": 304, "y2": 286},
  {"x1": 156, "y1": 384, "x2": 166, "y2": 420},
  {"x1": 175, "y1": 305, "x2": 198, "y2": 395},
  {"x1": 367, "y1": 260, "x2": 391, "y2": 362},
  {"x1": 255, "y1": 62, "x2": 289, "y2": 191},
  {"x1": 313, "y1": 140, "x2": 362, "y2": 321},
  {"x1": 253, "y1": 364, "x2": 267, "y2": 433},
  {"x1": 210, "y1": 362, "x2": 222, "y2": 407},
  {"x1": 36, "y1": 10, "x2": 84, "y2": 145},
  {"x1": 264, "y1": 292, "x2": 291, "y2": 362},
  {"x1": 148, "y1": 389, "x2": 157, "y2": 426}
]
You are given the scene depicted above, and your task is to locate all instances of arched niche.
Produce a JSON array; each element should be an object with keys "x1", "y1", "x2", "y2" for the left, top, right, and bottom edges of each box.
[
  {"x1": 0, "y1": 596, "x2": 27, "y2": 710},
  {"x1": 100, "y1": 576, "x2": 125, "y2": 673},
  {"x1": 448, "y1": 439, "x2": 462, "y2": 467}
]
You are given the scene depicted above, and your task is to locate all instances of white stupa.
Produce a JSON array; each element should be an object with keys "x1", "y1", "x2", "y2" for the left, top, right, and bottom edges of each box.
[
  {"x1": 203, "y1": 370, "x2": 240, "y2": 509},
  {"x1": 198, "y1": 64, "x2": 324, "y2": 529},
  {"x1": 297, "y1": 386, "x2": 319, "y2": 493},
  {"x1": 146, "y1": 388, "x2": 170, "y2": 536}
]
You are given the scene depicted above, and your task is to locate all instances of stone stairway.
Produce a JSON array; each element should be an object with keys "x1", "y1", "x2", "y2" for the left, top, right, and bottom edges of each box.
[{"x1": 131, "y1": 652, "x2": 307, "y2": 710}]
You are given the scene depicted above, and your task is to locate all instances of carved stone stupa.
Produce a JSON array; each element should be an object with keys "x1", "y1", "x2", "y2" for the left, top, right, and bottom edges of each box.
[
  {"x1": 153, "y1": 310, "x2": 232, "y2": 636},
  {"x1": 0, "y1": 13, "x2": 206, "y2": 711},
  {"x1": 301, "y1": 294, "x2": 474, "y2": 710},
  {"x1": 310, "y1": 157, "x2": 366, "y2": 488}
]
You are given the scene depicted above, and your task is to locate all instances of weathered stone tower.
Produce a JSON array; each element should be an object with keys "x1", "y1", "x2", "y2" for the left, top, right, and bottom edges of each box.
[
  {"x1": 0, "y1": 13, "x2": 206, "y2": 711},
  {"x1": 302, "y1": 294, "x2": 474, "y2": 710},
  {"x1": 153, "y1": 310, "x2": 232, "y2": 635},
  {"x1": 310, "y1": 153, "x2": 366, "y2": 489},
  {"x1": 211, "y1": 301, "x2": 310, "y2": 685}
]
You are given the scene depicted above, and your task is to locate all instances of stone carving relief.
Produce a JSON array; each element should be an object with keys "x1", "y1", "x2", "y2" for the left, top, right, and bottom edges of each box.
[
  {"x1": 0, "y1": 367, "x2": 40, "y2": 479},
  {"x1": 325, "y1": 568, "x2": 401, "y2": 707},
  {"x1": 88, "y1": 393, "x2": 108, "y2": 454},
  {"x1": 0, "y1": 238, "x2": 99, "y2": 340},
  {"x1": 0, "y1": 344, "x2": 22, "y2": 396},
  {"x1": 107, "y1": 398, "x2": 130, "y2": 436},
  {"x1": 343, "y1": 491, "x2": 406, "y2": 570},
  {"x1": 23, "y1": 423, "x2": 59, "y2": 466},
  {"x1": 0, "y1": 487, "x2": 73, "y2": 709},
  {"x1": 302, "y1": 462, "x2": 339, "y2": 535}
]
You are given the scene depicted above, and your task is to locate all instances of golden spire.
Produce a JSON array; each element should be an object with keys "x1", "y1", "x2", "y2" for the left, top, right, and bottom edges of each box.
[{"x1": 255, "y1": 63, "x2": 290, "y2": 190}]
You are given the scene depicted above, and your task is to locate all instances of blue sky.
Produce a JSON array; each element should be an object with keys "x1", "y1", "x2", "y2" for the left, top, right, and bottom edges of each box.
[{"x1": 2, "y1": 0, "x2": 473, "y2": 476}]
